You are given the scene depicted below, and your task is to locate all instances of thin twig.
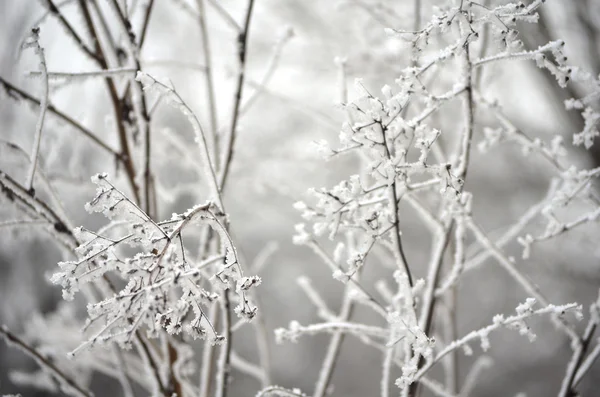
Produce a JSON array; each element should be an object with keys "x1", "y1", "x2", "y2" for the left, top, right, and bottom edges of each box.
[
  {"x1": 413, "y1": 15, "x2": 476, "y2": 396},
  {"x1": 21, "y1": 0, "x2": 78, "y2": 48},
  {"x1": 134, "y1": 332, "x2": 168, "y2": 396},
  {"x1": 313, "y1": 285, "x2": 355, "y2": 397},
  {"x1": 0, "y1": 171, "x2": 75, "y2": 248},
  {"x1": 459, "y1": 356, "x2": 493, "y2": 396},
  {"x1": 250, "y1": 296, "x2": 272, "y2": 387},
  {"x1": 218, "y1": 0, "x2": 256, "y2": 190},
  {"x1": 0, "y1": 139, "x2": 72, "y2": 228},
  {"x1": 135, "y1": 73, "x2": 224, "y2": 210},
  {"x1": 205, "y1": 0, "x2": 241, "y2": 31},
  {"x1": 106, "y1": 0, "x2": 153, "y2": 215},
  {"x1": 112, "y1": 344, "x2": 137, "y2": 397},
  {"x1": 196, "y1": 0, "x2": 219, "y2": 168},
  {"x1": 467, "y1": 219, "x2": 580, "y2": 344},
  {"x1": 0, "y1": 77, "x2": 119, "y2": 157},
  {"x1": 138, "y1": 0, "x2": 155, "y2": 48},
  {"x1": 41, "y1": 0, "x2": 100, "y2": 62},
  {"x1": 28, "y1": 67, "x2": 137, "y2": 80},
  {"x1": 199, "y1": 302, "x2": 219, "y2": 397},
  {"x1": 413, "y1": 302, "x2": 581, "y2": 382},
  {"x1": 558, "y1": 294, "x2": 599, "y2": 397},
  {"x1": 87, "y1": 0, "x2": 119, "y2": 66},
  {"x1": 380, "y1": 120, "x2": 413, "y2": 286},
  {"x1": 0, "y1": 326, "x2": 94, "y2": 397},
  {"x1": 77, "y1": 0, "x2": 141, "y2": 204},
  {"x1": 240, "y1": 27, "x2": 294, "y2": 114},
  {"x1": 215, "y1": 291, "x2": 232, "y2": 397},
  {"x1": 230, "y1": 350, "x2": 266, "y2": 383},
  {"x1": 24, "y1": 29, "x2": 49, "y2": 193},
  {"x1": 573, "y1": 338, "x2": 600, "y2": 387}
]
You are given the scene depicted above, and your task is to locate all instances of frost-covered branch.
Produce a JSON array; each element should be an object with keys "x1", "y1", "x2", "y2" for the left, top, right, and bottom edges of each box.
[
  {"x1": 195, "y1": 0, "x2": 219, "y2": 168},
  {"x1": 23, "y1": 28, "x2": 49, "y2": 194},
  {"x1": 0, "y1": 77, "x2": 120, "y2": 157},
  {"x1": 558, "y1": 292, "x2": 600, "y2": 397},
  {"x1": 467, "y1": 218, "x2": 580, "y2": 344},
  {"x1": 218, "y1": 0, "x2": 256, "y2": 190},
  {"x1": 27, "y1": 67, "x2": 137, "y2": 81},
  {"x1": 0, "y1": 326, "x2": 93, "y2": 397},
  {"x1": 136, "y1": 72, "x2": 224, "y2": 210},
  {"x1": 40, "y1": 0, "x2": 99, "y2": 62},
  {"x1": 51, "y1": 174, "x2": 259, "y2": 352},
  {"x1": 413, "y1": 300, "x2": 582, "y2": 383}
]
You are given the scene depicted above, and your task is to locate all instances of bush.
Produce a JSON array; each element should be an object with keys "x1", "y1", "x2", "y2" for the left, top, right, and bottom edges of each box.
[{"x1": 1, "y1": 1, "x2": 599, "y2": 396}]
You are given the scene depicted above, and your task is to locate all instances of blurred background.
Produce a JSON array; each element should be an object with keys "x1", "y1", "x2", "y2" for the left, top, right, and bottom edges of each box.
[{"x1": 1, "y1": 1, "x2": 600, "y2": 396}]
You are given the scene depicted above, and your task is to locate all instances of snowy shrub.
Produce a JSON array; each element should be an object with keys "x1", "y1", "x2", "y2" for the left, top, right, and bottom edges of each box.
[{"x1": 0, "y1": 1, "x2": 599, "y2": 397}]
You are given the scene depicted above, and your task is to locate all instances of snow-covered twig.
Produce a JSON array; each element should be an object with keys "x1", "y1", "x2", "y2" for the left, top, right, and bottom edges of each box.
[
  {"x1": 23, "y1": 29, "x2": 49, "y2": 194},
  {"x1": 27, "y1": 67, "x2": 137, "y2": 81},
  {"x1": 413, "y1": 300, "x2": 581, "y2": 382},
  {"x1": 136, "y1": 72, "x2": 224, "y2": 210}
]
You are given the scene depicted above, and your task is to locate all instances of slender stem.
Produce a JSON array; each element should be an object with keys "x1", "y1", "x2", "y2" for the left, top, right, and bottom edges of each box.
[
  {"x1": 134, "y1": 331, "x2": 168, "y2": 396},
  {"x1": 239, "y1": 27, "x2": 293, "y2": 115},
  {"x1": 136, "y1": 74, "x2": 224, "y2": 210},
  {"x1": 0, "y1": 172, "x2": 167, "y2": 397},
  {"x1": 112, "y1": 344, "x2": 137, "y2": 397},
  {"x1": 467, "y1": 218, "x2": 580, "y2": 344},
  {"x1": 212, "y1": 4, "x2": 256, "y2": 396},
  {"x1": 215, "y1": 291, "x2": 232, "y2": 397},
  {"x1": 138, "y1": 0, "x2": 155, "y2": 48},
  {"x1": 205, "y1": 0, "x2": 241, "y2": 31},
  {"x1": 381, "y1": 333, "x2": 393, "y2": 397},
  {"x1": 413, "y1": 303, "x2": 580, "y2": 382},
  {"x1": 77, "y1": 5, "x2": 174, "y2": 396},
  {"x1": 196, "y1": 0, "x2": 220, "y2": 168},
  {"x1": 573, "y1": 337, "x2": 600, "y2": 387},
  {"x1": 413, "y1": 14, "x2": 475, "y2": 396},
  {"x1": 252, "y1": 302, "x2": 272, "y2": 387},
  {"x1": 88, "y1": 0, "x2": 119, "y2": 66},
  {"x1": 166, "y1": 339, "x2": 184, "y2": 397},
  {"x1": 24, "y1": 31, "x2": 49, "y2": 194},
  {"x1": 0, "y1": 326, "x2": 94, "y2": 397},
  {"x1": 78, "y1": 0, "x2": 141, "y2": 204},
  {"x1": 413, "y1": 0, "x2": 421, "y2": 37},
  {"x1": 106, "y1": 0, "x2": 153, "y2": 215},
  {"x1": 455, "y1": 53, "x2": 474, "y2": 181},
  {"x1": 558, "y1": 318, "x2": 597, "y2": 397},
  {"x1": 28, "y1": 67, "x2": 137, "y2": 80},
  {"x1": 218, "y1": 0, "x2": 255, "y2": 190},
  {"x1": 199, "y1": 302, "x2": 219, "y2": 397},
  {"x1": 379, "y1": 121, "x2": 413, "y2": 286},
  {"x1": 43, "y1": 0, "x2": 100, "y2": 62},
  {"x1": 313, "y1": 287, "x2": 355, "y2": 397},
  {"x1": 442, "y1": 289, "x2": 459, "y2": 393},
  {"x1": 0, "y1": 77, "x2": 119, "y2": 156},
  {"x1": 0, "y1": 171, "x2": 75, "y2": 246},
  {"x1": 460, "y1": 357, "x2": 492, "y2": 396}
]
